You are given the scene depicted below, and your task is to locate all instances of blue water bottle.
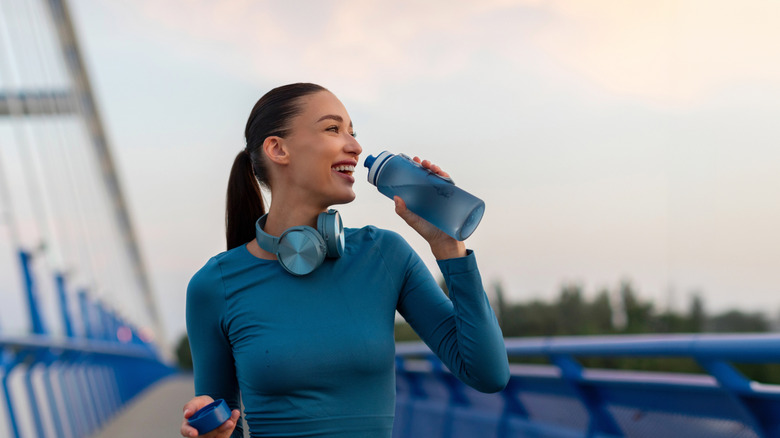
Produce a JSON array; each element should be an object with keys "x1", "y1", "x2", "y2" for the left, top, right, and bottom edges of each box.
[{"x1": 364, "y1": 151, "x2": 485, "y2": 241}]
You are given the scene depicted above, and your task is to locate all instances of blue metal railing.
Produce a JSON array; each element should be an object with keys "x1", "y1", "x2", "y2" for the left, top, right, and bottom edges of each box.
[
  {"x1": 1, "y1": 246, "x2": 175, "y2": 438},
  {"x1": 394, "y1": 334, "x2": 780, "y2": 438},
  {"x1": 0, "y1": 334, "x2": 175, "y2": 438},
  {"x1": 5, "y1": 331, "x2": 780, "y2": 437}
]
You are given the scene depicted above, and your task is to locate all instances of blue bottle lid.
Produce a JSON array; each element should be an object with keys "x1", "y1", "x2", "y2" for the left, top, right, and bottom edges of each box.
[
  {"x1": 187, "y1": 399, "x2": 231, "y2": 434},
  {"x1": 364, "y1": 151, "x2": 394, "y2": 185}
]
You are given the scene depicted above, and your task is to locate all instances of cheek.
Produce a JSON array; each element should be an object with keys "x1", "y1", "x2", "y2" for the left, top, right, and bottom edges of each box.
[{"x1": 292, "y1": 160, "x2": 330, "y2": 188}]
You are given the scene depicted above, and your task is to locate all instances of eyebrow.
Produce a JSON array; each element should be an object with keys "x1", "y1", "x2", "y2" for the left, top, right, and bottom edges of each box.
[{"x1": 316, "y1": 114, "x2": 353, "y2": 127}]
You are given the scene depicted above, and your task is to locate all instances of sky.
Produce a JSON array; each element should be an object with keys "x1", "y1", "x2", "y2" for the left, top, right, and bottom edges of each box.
[{"x1": 3, "y1": 0, "x2": 780, "y2": 346}]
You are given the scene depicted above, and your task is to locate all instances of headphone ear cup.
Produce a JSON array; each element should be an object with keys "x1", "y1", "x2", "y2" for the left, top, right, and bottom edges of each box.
[
  {"x1": 276, "y1": 227, "x2": 327, "y2": 276},
  {"x1": 318, "y1": 210, "x2": 345, "y2": 258}
]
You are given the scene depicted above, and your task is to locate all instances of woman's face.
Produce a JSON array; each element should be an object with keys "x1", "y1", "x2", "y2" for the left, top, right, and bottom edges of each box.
[{"x1": 281, "y1": 91, "x2": 362, "y2": 207}]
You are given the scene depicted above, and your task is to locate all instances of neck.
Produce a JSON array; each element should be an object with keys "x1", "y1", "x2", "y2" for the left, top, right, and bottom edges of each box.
[{"x1": 262, "y1": 200, "x2": 326, "y2": 237}]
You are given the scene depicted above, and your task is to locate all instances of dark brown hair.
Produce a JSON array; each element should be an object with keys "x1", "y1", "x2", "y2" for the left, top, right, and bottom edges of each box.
[{"x1": 225, "y1": 83, "x2": 328, "y2": 250}]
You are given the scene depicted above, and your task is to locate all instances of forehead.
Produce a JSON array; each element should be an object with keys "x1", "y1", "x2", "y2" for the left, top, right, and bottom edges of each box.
[{"x1": 296, "y1": 91, "x2": 350, "y2": 123}]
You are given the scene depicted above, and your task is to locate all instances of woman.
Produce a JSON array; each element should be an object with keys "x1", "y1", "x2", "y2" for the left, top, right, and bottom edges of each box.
[{"x1": 181, "y1": 83, "x2": 509, "y2": 438}]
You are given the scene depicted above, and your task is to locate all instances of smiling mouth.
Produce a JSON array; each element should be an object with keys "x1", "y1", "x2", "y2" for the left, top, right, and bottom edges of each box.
[{"x1": 332, "y1": 164, "x2": 356, "y2": 177}]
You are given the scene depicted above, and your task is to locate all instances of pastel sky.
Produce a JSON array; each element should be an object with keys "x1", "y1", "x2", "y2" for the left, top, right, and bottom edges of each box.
[{"x1": 2, "y1": 0, "x2": 780, "y2": 344}]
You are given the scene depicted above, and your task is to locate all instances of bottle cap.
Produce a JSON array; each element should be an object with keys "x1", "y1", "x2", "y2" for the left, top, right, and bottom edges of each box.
[
  {"x1": 187, "y1": 399, "x2": 231, "y2": 434},
  {"x1": 365, "y1": 151, "x2": 393, "y2": 185}
]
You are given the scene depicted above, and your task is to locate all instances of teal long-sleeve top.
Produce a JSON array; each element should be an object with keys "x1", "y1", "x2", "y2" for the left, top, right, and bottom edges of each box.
[{"x1": 186, "y1": 226, "x2": 509, "y2": 437}]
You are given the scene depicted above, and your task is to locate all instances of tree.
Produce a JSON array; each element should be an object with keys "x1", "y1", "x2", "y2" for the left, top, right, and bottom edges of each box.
[
  {"x1": 707, "y1": 310, "x2": 769, "y2": 332},
  {"x1": 176, "y1": 333, "x2": 193, "y2": 371},
  {"x1": 587, "y1": 289, "x2": 613, "y2": 334},
  {"x1": 686, "y1": 293, "x2": 705, "y2": 332},
  {"x1": 556, "y1": 284, "x2": 586, "y2": 335},
  {"x1": 618, "y1": 281, "x2": 654, "y2": 334},
  {"x1": 493, "y1": 280, "x2": 507, "y2": 330}
]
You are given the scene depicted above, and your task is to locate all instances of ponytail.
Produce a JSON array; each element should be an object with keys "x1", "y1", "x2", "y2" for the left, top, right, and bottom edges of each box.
[
  {"x1": 225, "y1": 150, "x2": 265, "y2": 250},
  {"x1": 226, "y1": 83, "x2": 327, "y2": 250}
]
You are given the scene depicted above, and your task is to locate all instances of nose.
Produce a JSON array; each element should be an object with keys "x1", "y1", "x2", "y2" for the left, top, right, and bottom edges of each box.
[{"x1": 346, "y1": 133, "x2": 362, "y2": 157}]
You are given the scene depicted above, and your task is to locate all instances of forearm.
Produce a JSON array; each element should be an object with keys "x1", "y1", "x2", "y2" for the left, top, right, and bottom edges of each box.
[{"x1": 436, "y1": 251, "x2": 509, "y2": 393}]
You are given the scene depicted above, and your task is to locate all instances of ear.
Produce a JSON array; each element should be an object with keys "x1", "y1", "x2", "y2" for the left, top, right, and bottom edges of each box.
[{"x1": 262, "y1": 136, "x2": 289, "y2": 165}]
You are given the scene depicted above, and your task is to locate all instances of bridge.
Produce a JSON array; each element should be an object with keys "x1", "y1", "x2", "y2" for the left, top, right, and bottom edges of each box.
[{"x1": 1, "y1": 0, "x2": 780, "y2": 437}]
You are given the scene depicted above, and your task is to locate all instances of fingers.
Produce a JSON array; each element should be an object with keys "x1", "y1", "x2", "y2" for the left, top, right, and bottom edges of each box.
[
  {"x1": 413, "y1": 156, "x2": 451, "y2": 178},
  {"x1": 212, "y1": 410, "x2": 242, "y2": 437},
  {"x1": 181, "y1": 421, "x2": 198, "y2": 437},
  {"x1": 394, "y1": 197, "x2": 420, "y2": 228},
  {"x1": 180, "y1": 410, "x2": 240, "y2": 438},
  {"x1": 217, "y1": 410, "x2": 241, "y2": 432},
  {"x1": 180, "y1": 396, "x2": 216, "y2": 437},
  {"x1": 212, "y1": 417, "x2": 236, "y2": 437},
  {"x1": 183, "y1": 395, "x2": 214, "y2": 419},
  {"x1": 394, "y1": 196, "x2": 431, "y2": 236}
]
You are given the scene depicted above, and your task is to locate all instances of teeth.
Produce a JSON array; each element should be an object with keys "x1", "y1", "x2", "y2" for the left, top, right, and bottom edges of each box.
[{"x1": 332, "y1": 165, "x2": 356, "y2": 172}]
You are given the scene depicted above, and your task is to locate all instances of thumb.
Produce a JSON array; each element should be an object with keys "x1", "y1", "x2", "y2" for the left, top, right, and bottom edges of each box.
[
  {"x1": 393, "y1": 196, "x2": 404, "y2": 214},
  {"x1": 394, "y1": 196, "x2": 427, "y2": 232},
  {"x1": 394, "y1": 197, "x2": 413, "y2": 222}
]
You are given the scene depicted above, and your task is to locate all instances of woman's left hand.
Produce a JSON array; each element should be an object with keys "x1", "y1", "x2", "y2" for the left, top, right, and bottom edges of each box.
[{"x1": 394, "y1": 157, "x2": 467, "y2": 260}]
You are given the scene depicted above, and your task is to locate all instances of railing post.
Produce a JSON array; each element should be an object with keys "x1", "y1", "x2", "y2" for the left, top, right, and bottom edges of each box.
[
  {"x1": 428, "y1": 358, "x2": 468, "y2": 438},
  {"x1": 73, "y1": 354, "x2": 99, "y2": 435},
  {"x1": 395, "y1": 356, "x2": 426, "y2": 438},
  {"x1": 496, "y1": 378, "x2": 529, "y2": 437},
  {"x1": 698, "y1": 359, "x2": 778, "y2": 438},
  {"x1": 2, "y1": 350, "x2": 29, "y2": 438},
  {"x1": 18, "y1": 250, "x2": 48, "y2": 335},
  {"x1": 39, "y1": 354, "x2": 66, "y2": 438},
  {"x1": 55, "y1": 273, "x2": 74, "y2": 338},
  {"x1": 23, "y1": 351, "x2": 48, "y2": 438},
  {"x1": 78, "y1": 291, "x2": 92, "y2": 339},
  {"x1": 551, "y1": 353, "x2": 623, "y2": 437},
  {"x1": 57, "y1": 353, "x2": 84, "y2": 438},
  {"x1": 2, "y1": 350, "x2": 25, "y2": 438}
]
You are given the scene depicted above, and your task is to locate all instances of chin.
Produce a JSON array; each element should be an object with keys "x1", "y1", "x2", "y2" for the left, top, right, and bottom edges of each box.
[{"x1": 329, "y1": 190, "x2": 356, "y2": 206}]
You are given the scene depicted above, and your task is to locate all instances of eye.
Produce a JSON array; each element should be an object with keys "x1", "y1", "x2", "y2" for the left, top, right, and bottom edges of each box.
[
  {"x1": 326, "y1": 125, "x2": 339, "y2": 133},
  {"x1": 350, "y1": 131, "x2": 357, "y2": 138}
]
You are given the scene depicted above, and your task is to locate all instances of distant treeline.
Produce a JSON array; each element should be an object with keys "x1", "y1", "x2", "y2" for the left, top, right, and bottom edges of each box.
[{"x1": 394, "y1": 280, "x2": 780, "y2": 383}]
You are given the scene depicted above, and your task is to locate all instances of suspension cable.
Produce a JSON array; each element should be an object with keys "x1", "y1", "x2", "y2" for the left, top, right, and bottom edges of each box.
[
  {"x1": 25, "y1": 0, "x2": 98, "y2": 289},
  {"x1": 0, "y1": 0, "x2": 52, "y2": 254}
]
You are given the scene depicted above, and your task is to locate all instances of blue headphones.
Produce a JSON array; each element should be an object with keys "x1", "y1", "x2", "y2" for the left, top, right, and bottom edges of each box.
[{"x1": 255, "y1": 209, "x2": 345, "y2": 276}]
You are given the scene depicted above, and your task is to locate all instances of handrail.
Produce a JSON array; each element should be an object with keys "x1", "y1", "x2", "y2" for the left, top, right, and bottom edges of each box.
[
  {"x1": 504, "y1": 333, "x2": 780, "y2": 361},
  {"x1": 398, "y1": 333, "x2": 780, "y2": 361},
  {"x1": 394, "y1": 333, "x2": 780, "y2": 438},
  {"x1": 0, "y1": 334, "x2": 159, "y2": 359}
]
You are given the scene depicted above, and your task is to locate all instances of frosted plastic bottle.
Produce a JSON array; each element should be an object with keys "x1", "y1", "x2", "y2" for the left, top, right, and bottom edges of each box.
[{"x1": 364, "y1": 151, "x2": 485, "y2": 241}]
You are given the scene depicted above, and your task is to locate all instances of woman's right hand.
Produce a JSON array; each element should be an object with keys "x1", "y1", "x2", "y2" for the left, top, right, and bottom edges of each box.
[{"x1": 180, "y1": 395, "x2": 241, "y2": 438}]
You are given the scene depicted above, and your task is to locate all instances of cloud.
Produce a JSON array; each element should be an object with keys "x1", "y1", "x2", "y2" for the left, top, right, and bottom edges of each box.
[
  {"x1": 106, "y1": 0, "x2": 548, "y2": 102},
  {"x1": 106, "y1": 0, "x2": 780, "y2": 109},
  {"x1": 528, "y1": 0, "x2": 780, "y2": 107}
]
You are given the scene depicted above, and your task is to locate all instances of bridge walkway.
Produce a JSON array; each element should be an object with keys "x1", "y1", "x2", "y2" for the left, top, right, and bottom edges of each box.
[{"x1": 92, "y1": 374, "x2": 194, "y2": 438}]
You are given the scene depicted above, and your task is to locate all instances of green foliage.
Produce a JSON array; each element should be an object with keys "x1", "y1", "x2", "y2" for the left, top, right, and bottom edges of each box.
[
  {"x1": 175, "y1": 333, "x2": 193, "y2": 371},
  {"x1": 706, "y1": 310, "x2": 769, "y2": 332},
  {"x1": 619, "y1": 281, "x2": 654, "y2": 334},
  {"x1": 394, "y1": 277, "x2": 780, "y2": 383},
  {"x1": 394, "y1": 321, "x2": 422, "y2": 342}
]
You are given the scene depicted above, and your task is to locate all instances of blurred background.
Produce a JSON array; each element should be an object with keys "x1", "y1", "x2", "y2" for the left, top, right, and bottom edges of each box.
[{"x1": 3, "y1": 0, "x2": 780, "y2": 353}]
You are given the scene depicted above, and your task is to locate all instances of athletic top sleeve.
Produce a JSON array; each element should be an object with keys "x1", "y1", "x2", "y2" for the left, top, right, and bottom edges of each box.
[{"x1": 186, "y1": 257, "x2": 244, "y2": 436}]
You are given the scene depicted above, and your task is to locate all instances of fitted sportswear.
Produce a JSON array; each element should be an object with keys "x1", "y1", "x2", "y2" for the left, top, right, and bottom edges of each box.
[{"x1": 186, "y1": 226, "x2": 509, "y2": 437}]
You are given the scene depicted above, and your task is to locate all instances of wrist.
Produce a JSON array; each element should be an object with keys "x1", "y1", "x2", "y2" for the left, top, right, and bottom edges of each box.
[{"x1": 430, "y1": 239, "x2": 466, "y2": 260}]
